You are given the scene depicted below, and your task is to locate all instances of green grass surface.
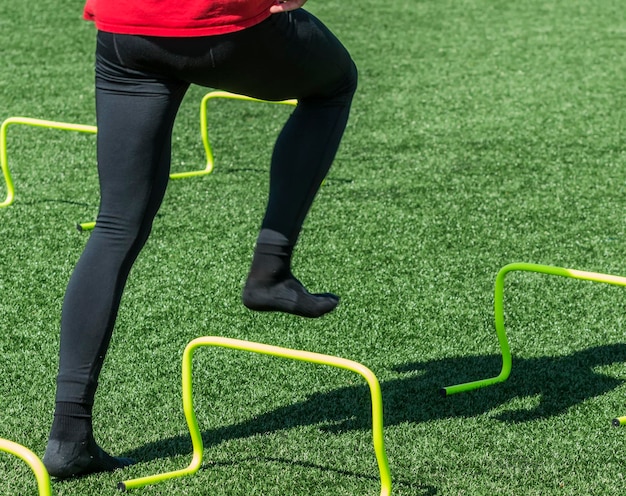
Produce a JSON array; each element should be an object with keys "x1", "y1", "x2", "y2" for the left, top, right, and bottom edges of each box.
[{"x1": 2, "y1": 0, "x2": 626, "y2": 494}]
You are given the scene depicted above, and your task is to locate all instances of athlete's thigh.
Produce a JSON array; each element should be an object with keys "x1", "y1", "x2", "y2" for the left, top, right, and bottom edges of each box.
[
  {"x1": 197, "y1": 10, "x2": 356, "y2": 101},
  {"x1": 94, "y1": 31, "x2": 189, "y2": 222}
]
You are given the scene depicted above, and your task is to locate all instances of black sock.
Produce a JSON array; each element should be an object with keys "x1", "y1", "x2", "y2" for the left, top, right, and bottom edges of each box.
[
  {"x1": 48, "y1": 402, "x2": 93, "y2": 442},
  {"x1": 245, "y1": 241, "x2": 293, "y2": 282},
  {"x1": 242, "y1": 232, "x2": 339, "y2": 318}
]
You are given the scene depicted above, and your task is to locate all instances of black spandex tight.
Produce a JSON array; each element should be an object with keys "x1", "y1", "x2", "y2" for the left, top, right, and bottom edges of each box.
[{"x1": 54, "y1": 10, "x2": 357, "y2": 409}]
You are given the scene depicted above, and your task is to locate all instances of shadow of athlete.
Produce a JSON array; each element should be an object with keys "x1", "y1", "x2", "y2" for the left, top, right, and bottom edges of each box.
[{"x1": 122, "y1": 343, "x2": 626, "y2": 465}]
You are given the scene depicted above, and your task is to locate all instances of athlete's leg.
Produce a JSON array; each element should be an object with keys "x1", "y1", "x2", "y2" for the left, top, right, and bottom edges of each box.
[
  {"x1": 44, "y1": 31, "x2": 189, "y2": 478},
  {"x1": 182, "y1": 10, "x2": 358, "y2": 317},
  {"x1": 224, "y1": 12, "x2": 358, "y2": 317}
]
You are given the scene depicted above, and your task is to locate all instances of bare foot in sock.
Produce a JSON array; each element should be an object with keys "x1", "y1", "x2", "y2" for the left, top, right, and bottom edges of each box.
[
  {"x1": 43, "y1": 436, "x2": 134, "y2": 479},
  {"x1": 242, "y1": 275, "x2": 339, "y2": 318}
]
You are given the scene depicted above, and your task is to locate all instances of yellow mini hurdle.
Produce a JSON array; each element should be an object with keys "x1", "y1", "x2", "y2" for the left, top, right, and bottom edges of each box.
[
  {"x1": 441, "y1": 262, "x2": 626, "y2": 425},
  {"x1": 118, "y1": 336, "x2": 391, "y2": 496},
  {"x1": 0, "y1": 91, "x2": 297, "y2": 231},
  {"x1": 0, "y1": 438, "x2": 52, "y2": 496}
]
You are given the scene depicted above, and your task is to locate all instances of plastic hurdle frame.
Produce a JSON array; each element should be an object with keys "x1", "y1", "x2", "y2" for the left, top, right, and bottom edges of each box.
[
  {"x1": 0, "y1": 117, "x2": 97, "y2": 208},
  {"x1": 440, "y1": 262, "x2": 626, "y2": 424},
  {"x1": 0, "y1": 92, "x2": 297, "y2": 230},
  {"x1": 0, "y1": 438, "x2": 52, "y2": 496},
  {"x1": 191, "y1": 90, "x2": 298, "y2": 180},
  {"x1": 118, "y1": 336, "x2": 392, "y2": 496}
]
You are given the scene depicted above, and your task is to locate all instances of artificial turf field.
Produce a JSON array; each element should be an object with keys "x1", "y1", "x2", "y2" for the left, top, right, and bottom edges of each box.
[{"x1": 2, "y1": 0, "x2": 626, "y2": 494}]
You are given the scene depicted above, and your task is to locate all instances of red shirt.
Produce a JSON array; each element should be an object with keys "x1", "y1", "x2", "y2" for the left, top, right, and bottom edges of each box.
[{"x1": 84, "y1": 0, "x2": 276, "y2": 37}]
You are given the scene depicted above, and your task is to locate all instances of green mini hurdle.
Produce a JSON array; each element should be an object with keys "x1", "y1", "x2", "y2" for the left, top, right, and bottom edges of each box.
[
  {"x1": 118, "y1": 336, "x2": 391, "y2": 496},
  {"x1": 441, "y1": 262, "x2": 626, "y2": 424},
  {"x1": 0, "y1": 438, "x2": 52, "y2": 496}
]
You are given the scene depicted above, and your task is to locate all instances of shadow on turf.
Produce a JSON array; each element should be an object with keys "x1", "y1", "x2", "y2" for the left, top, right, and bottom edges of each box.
[
  {"x1": 198, "y1": 456, "x2": 436, "y2": 495},
  {"x1": 120, "y1": 343, "x2": 626, "y2": 487}
]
